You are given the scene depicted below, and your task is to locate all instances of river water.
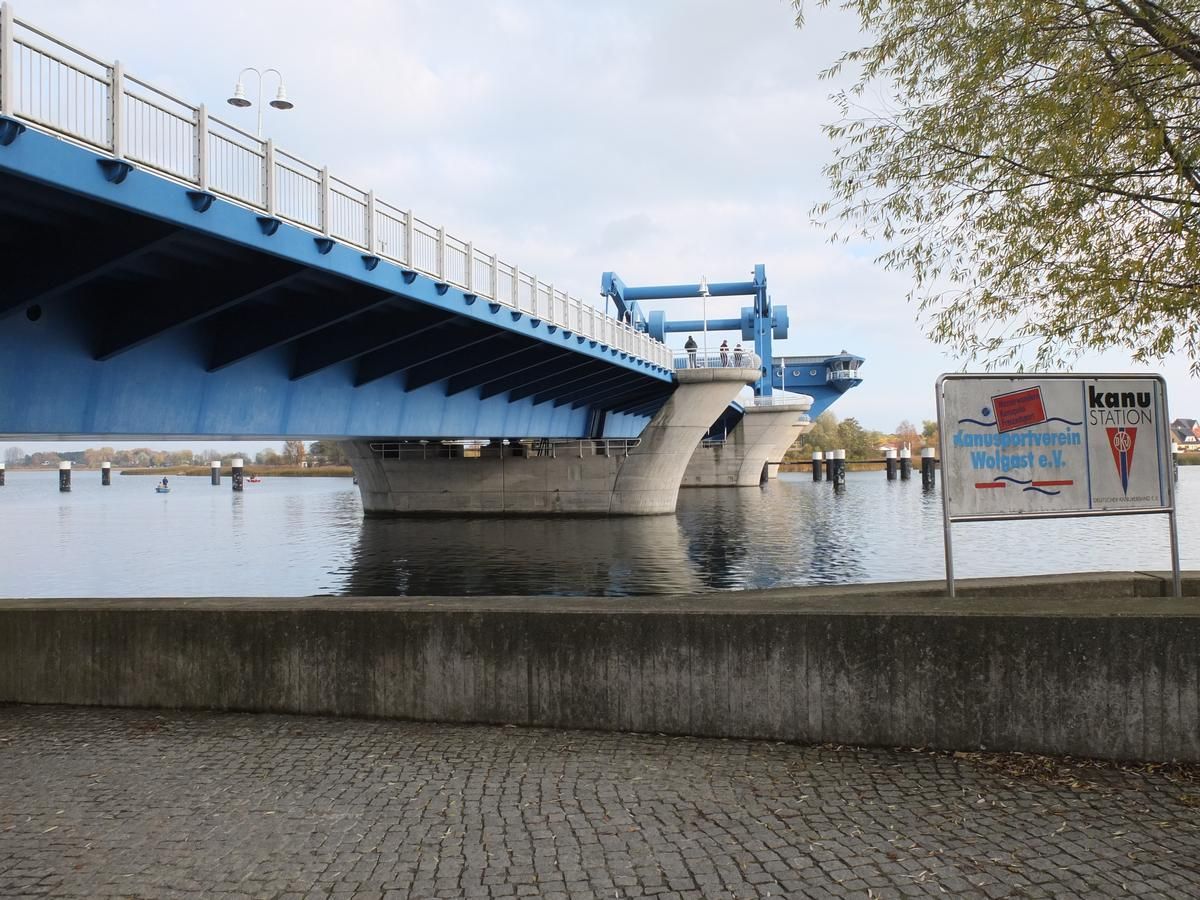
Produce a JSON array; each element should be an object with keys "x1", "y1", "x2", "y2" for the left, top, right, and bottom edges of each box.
[{"x1": 0, "y1": 469, "x2": 1196, "y2": 597}]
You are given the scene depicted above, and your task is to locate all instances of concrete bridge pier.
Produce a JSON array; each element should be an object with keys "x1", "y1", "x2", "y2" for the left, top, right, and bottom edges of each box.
[
  {"x1": 680, "y1": 396, "x2": 813, "y2": 488},
  {"x1": 343, "y1": 366, "x2": 758, "y2": 515}
]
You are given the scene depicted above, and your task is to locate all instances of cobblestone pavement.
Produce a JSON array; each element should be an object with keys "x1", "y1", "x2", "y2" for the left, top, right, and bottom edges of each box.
[{"x1": 1, "y1": 706, "x2": 1198, "y2": 899}]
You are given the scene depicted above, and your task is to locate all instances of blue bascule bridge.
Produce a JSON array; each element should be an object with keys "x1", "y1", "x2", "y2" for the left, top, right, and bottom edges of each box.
[{"x1": 0, "y1": 4, "x2": 861, "y2": 514}]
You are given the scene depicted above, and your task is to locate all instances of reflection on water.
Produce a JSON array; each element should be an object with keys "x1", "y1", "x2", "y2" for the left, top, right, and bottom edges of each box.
[
  {"x1": 340, "y1": 516, "x2": 701, "y2": 597},
  {"x1": 0, "y1": 468, "x2": 1196, "y2": 598}
]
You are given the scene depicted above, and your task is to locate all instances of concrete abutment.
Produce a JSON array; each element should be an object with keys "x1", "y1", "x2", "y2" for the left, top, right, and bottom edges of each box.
[
  {"x1": 681, "y1": 398, "x2": 814, "y2": 487},
  {"x1": 344, "y1": 366, "x2": 758, "y2": 515}
]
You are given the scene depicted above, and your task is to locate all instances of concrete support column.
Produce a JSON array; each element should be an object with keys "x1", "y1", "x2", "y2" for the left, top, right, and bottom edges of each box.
[
  {"x1": 232, "y1": 458, "x2": 244, "y2": 492},
  {"x1": 210, "y1": 460, "x2": 221, "y2": 485},
  {"x1": 885, "y1": 449, "x2": 897, "y2": 481},
  {"x1": 58, "y1": 461, "x2": 71, "y2": 492},
  {"x1": 0, "y1": 462, "x2": 5, "y2": 486},
  {"x1": 680, "y1": 397, "x2": 814, "y2": 488},
  {"x1": 610, "y1": 366, "x2": 762, "y2": 512},
  {"x1": 101, "y1": 461, "x2": 111, "y2": 486},
  {"x1": 899, "y1": 447, "x2": 912, "y2": 480},
  {"x1": 811, "y1": 451, "x2": 823, "y2": 482}
]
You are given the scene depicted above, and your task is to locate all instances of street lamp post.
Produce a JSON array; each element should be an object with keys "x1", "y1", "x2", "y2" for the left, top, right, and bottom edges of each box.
[
  {"x1": 698, "y1": 275, "x2": 710, "y2": 366},
  {"x1": 227, "y1": 67, "x2": 294, "y2": 137}
]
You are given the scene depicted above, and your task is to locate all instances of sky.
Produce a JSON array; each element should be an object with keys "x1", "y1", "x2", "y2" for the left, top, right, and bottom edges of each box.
[{"x1": 4, "y1": 0, "x2": 1199, "y2": 456}]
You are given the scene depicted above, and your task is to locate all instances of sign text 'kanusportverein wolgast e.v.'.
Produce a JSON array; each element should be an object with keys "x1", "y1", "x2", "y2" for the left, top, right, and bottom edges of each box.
[{"x1": 938, "y1": 375, "x2": 1171, "y2": 519}]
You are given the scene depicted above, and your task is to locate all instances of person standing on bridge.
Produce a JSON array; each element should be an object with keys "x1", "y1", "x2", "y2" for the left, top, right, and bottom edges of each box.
[
  {"x1": 719, "y1": 339, "x2": 729, "y2": 367},
  {"x1": 733, "y1": 342, "x2": 743, "y2": 367},
  {"x1": 684, "y1": 335, "x2": 698, "y2": 367}
]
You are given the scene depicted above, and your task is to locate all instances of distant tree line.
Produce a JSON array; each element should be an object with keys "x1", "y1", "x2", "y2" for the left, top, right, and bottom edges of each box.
[
  {"x1": 787, "y1": 413, "x2": 940, "y2": 462},
  {"x1": 3, "y1": 441, "x2": 349, "y2": 468}
]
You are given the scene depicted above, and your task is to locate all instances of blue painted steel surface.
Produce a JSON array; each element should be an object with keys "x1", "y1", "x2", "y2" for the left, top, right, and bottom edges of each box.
[
  {"x1": 771, "y1": 353, "x2": 865, "y2": 417},
  {"x1": 0, "y1": 126, "x2": 668, "y2": 439}
]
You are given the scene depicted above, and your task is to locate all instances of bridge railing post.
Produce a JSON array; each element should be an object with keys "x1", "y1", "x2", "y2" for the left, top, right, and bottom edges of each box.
[
  {"x1": 108, "y1": 59, "x2": 124, "y2": 157},
  {"x1": 490, "y1": 253, "x2": 498, "y2": 302},
  {"x1": 465, "y1": 242, "x2": 473, "y2": 292},
  {"x1": 436, "y1": 226, "x2": 446, "y2": 280},
  {"x1": 264, "y1": 139, "x2": 276, "y2": 217},
  {"x1": 0, "y1": 2, "x2": 13, "y2": 116},
  {"x1": 319, "y1": 166, "x2": 331, "y2": 236},
  {"x1": 366, "y1": 190, "x2": 376, "y2": 255},
  {"x1": 403, "y1": 209, "x2": 413, "y2": 266},
  {"x1": 195, "y1": 103, "x2": 209, "y2": 191}
]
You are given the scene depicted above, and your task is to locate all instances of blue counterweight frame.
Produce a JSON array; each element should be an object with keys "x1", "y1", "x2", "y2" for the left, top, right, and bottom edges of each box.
[{"x1": 600, "y1": 265, "x2": 789, "y2": 396}]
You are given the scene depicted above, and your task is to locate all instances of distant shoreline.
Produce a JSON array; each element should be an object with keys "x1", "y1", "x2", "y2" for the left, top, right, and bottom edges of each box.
[{"x1": 120, "y1": 465, "x2": 353, "y2": 478}]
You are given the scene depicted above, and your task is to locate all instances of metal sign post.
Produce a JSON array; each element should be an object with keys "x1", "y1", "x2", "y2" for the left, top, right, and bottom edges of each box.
[{"x1": 936, "y1": 373, "x2": 1181, "y2": 598}]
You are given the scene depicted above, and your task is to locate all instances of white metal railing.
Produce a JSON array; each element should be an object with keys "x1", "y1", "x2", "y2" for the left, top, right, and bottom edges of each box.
[
  {"x1": 750, "y1": 395, "x2": 813, "y2": 409},
  {"x1": 673, "y1": 351, "x2": 763, "y2": 371},
  {"x1": 0, "y1": 3, "x2": 674, "y2": 371},
  {"x1": 827, "y1": 369, "x2": 860, "y2": 382},
  {"x1": 367, "y1": 439, "x2": 641, "y2": 460}
]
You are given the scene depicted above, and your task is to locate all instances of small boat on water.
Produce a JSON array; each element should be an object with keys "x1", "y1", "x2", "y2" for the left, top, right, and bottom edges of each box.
[
  {"x1": 155, "y1": 485, "x2": 170, "y2": 494},
  {"x1": 247, "y1": 476, "x2": 262, "y2": 483}
]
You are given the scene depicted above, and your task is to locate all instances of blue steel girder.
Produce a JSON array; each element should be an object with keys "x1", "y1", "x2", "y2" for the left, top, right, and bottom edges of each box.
[
  {"x1": 1, "y1": 216, "x2": 180, "y2": 317},
  {"x1": 612, "y1": 380, "x2": 676, "y2": 412},
  {"x1": 594, "y1": 383, "x2": 673, "y2": 416},
  {"x1": 547, "y1": 369, "x2": 640, "y2": 407},
  {"x1": 402, "y1": 337, "x2": 534, "y2": 392},
  {"x1": 566, "y1": 376, "x2": 660, "y2": 411},
  {"x1": 0, "y1": 124, "x2": 671, "y2": 441},
  {"x1": 0, "y1": 133, "x2": 672, "y2": 340},
  {"x1": 288, "y1": 305, "x2": 457, "y2": 381},
  {"x1": 618, "y1": 399, "x2": 671, "y2": 418},
  {"x1": 354, "y1": 326, "x2": 503, "y2": 388},
  {"x1": 503, "y1": 359, "x2": 615, "y2": 403},
  {"x1": 477, "y1": 357, "x2": 599, "y2": 400},
  {"x1": 205, "y1": 280, "x2": 396, "y2": 372},
  {"x1": 95, "y1": 262, "x2": 309, "y2": 361},
  {"x1": 444, "y1": 346, "x2": 572, "y2": 396}
]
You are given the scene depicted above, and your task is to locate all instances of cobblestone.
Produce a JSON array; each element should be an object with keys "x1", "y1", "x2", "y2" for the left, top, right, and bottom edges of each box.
[{"x1": 0, "y1": 705, "x2": 1198, "y2": 898}]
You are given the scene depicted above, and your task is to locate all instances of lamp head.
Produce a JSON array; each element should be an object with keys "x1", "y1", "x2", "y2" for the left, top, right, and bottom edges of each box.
[
  {"x1": 698, "y1": 276, "x2": 710, "y2": 297},
  {"x1": 227, "y1": 82, "x2": 251, "y2": 108},
  {"x1": 269, "y1": 84, "x2": 294, "y2": 110}
]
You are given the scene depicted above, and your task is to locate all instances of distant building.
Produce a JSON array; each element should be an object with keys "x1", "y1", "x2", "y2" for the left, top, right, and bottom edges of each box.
[{"x1": 1170, "y1": 418, "x2": 1200, "y2": 449}]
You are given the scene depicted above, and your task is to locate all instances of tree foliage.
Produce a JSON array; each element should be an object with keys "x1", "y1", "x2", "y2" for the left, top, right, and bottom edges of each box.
[
  {"x1": 790, "y1": 411, "x2": 891, "y2": 459},
  {"x1": 281, "y1": 440, "x2": 307, "y2": 465},
  {"x1": 308, "y1": 441, "x2": 348, "y2": 466},
  {"x1": 796, "y1": 0, "x2": 1200, "y2": 369}
]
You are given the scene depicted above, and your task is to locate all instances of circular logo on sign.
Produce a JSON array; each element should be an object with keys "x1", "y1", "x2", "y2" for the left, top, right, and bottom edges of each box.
[{"x1": 1112, "y1": 431, "x2": 1132, "y2": 452}]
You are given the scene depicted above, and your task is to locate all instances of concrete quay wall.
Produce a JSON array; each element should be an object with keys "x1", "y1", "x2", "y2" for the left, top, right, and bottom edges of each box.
[{"x1": 2, "y1": 572, "x2": 1198, "y2": 762}]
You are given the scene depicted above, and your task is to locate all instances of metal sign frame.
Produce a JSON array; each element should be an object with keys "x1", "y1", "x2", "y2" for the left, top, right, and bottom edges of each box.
[{"x1": 936, "y1": 372, "x2": 1181, "y2": 598}]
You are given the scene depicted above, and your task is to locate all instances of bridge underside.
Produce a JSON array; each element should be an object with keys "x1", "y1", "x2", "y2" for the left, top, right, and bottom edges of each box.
[{"x1": 0, "y1": 143, "x2": 670, "y2": 441}]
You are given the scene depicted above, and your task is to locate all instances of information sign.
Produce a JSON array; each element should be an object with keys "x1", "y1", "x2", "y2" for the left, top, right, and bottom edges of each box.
[{"x1": 936, "y1": 373, "x2": 1180, "y2": 596}]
